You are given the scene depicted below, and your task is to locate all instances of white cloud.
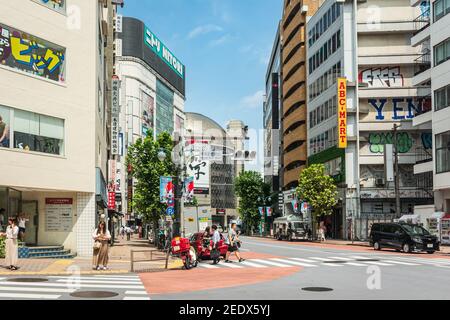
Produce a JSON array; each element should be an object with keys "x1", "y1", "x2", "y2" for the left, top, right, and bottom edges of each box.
[
  {"x1": 188, "y1": 24, "x2": 223, "y2": 39},
  {"x1": 241, "y1": 90, "x2": 265, "y2": 109},
  {"x1": 209, "y1": 34, "x2": 232, "y2": 47}
]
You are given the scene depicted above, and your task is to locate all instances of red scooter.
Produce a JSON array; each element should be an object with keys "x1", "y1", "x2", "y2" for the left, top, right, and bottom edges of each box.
[{"x1": 171, "y1": 237, "x2": 198, "y2": 270}]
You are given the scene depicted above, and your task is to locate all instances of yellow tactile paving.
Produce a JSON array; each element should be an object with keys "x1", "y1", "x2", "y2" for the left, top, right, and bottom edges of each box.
[{"x1": 39, "y1": 259, "x2": 73, "y2": 273}]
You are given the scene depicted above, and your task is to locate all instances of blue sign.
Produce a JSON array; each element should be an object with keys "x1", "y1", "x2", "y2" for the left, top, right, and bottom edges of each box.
[{"x1": 166, "y1": 207, "x2": 175, "y2": 216}]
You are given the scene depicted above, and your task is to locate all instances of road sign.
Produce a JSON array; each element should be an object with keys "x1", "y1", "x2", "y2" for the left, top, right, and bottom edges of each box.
[
  {"x1": 167, "y1": 198, "x2": 175, "y2": 207},
  {"x1": 166, "y1": 207, "x2": 174, "y2": 216}
]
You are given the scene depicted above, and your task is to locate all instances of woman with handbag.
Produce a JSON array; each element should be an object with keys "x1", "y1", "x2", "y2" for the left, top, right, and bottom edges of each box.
[
  {"x1": 0, "y1": 218, "x2": 19, "y2": 270},
  {"x1": 92, "y1": 221, "x2": 111, "y2": 271}
]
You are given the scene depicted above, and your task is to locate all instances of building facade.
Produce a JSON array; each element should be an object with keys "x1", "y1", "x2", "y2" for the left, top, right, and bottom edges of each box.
[
  {"x1": 114, "y1": 16, "x2": 186, "y2": 225},
  {"x1": 306, "y1": 0, "x2": 433, "y2": 239},
  {"x1": 411, "y1": 0, "x2": 450, "y2": 217},
  {"x1": 0, "y1": 0, "x2": 116, "y2": 256},
  {"x1": 281, "y1": 0, "x2": 320, "y2": 214},
  {"x1": 263, "y1": 22, "x2": 283, "y2": 215}
]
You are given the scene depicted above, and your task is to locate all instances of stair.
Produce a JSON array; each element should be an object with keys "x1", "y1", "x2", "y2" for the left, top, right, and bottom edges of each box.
[{"x1": 20, "y1": 246, "x2": 77, "y2": 259}]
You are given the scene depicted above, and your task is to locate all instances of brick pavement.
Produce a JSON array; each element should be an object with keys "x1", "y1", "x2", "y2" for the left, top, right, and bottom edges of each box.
[{"x1": 0, "y1": 234, "x2": 181, "y2": 275}]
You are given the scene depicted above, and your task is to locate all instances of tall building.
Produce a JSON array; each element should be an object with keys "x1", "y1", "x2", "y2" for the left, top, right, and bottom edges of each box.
[
  {"x1": 281, "y1": 0, "x2": 320, "y2": 213},
  {"x1": 263, "y1": 22, "x2": 283, "y2": 215},
  {"x1": 184, "y1": 113, "x2": 240, "y2": 232},
  {"x1": 411, "y1": 0, "x2": 450, "y2": 219},
  {"x1": 0, "y1": 0, "x2": 117, "y2": 256},
  {"x1": 306, "y1": 0, "x2": 432, "y2": 239},
  {"x1": 114, "y1": 16, "x2": 186, "y2": 225}
]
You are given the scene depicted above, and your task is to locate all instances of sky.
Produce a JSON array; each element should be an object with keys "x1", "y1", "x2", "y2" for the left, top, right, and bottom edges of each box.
[{"x1": 120, "y1": 0, "x2": 282, "y2": 134}]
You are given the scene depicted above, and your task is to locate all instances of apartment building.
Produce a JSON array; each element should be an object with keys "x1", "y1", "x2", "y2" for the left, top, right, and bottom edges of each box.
[
  {"x1": 411, "y1": 0, "x2": 450, "y2": 224},
  {"x1": 306, "y1": 0, "x2": 432, "y2": 239}
]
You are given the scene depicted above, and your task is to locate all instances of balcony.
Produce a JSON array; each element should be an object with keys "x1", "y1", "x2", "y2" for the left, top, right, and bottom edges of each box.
[
  {"x1": 413, "y1": 9, "x2": 430, "y2": 35},
  {"x1": 413, "y1": 50, "x2": 431, "y2": 76}
]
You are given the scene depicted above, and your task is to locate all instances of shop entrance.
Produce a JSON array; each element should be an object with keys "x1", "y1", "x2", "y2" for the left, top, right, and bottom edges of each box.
[{"x1": 22, "y1": 201, "x2": 38, "y2": 245}]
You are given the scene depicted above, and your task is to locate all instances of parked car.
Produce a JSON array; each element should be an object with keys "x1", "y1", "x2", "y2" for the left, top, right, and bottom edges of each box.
[
  {"x1": 190, "y1": 232, "x2": 228, "y2": 260},
  {"x1": 369, "y1": 222, "x2": 439, "y2": 254}
]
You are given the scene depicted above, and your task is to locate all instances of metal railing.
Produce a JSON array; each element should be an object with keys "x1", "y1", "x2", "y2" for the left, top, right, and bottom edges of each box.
[
  {"x1": 414, "y1": 50, "x2": 431, "y2": 76},
  {"x1": 413, "y1": 9, "x2": 430, "y2": 35}
]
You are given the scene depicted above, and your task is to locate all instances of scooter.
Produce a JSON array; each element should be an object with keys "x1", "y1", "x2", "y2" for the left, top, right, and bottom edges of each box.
[{"x1": 171, "y1": 237, "x2": 198, "y2": 270}]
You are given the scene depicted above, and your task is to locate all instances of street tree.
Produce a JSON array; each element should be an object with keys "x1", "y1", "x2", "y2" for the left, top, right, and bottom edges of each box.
[
  {"x1": 126, "y1": 132, "x2": 175, "y2": 232},
  {"x1": 234, "y1": 170, "x2": 265, "y2": 233},
  {"x1": 296, "y1": 164, "x2": 338, "y2": 237}
]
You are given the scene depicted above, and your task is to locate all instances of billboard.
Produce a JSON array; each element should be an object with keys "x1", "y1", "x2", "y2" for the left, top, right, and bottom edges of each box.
[
  {"x1": 0, "y1": 23, "x2": 66, "y2": 83},
  {"x1": 337, "y1": 78, "x2": 347, "y2": 149},
  {"x1": 184, "y1": 177, "x2": 194, "y2": 203},
  {"x1": 141, "y1": 91, "x2": 154, "y2": 138},
  {"x1": 187, "y1": 159, "x2": 210, "y2": 189}
]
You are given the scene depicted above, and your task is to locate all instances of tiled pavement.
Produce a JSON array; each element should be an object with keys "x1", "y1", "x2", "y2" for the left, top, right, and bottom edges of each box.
[{"x1": 0, "y1": 235, "x2": 180, "y2": 275}]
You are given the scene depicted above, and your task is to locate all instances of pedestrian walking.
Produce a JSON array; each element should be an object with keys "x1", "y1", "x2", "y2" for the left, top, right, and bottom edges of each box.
[
  {"x1": 120, "y1": 225, "x2": 125, "y2": 240},
  {"x1": 17, "y1": 213, "x2": 29, "y2": 242},
  {"x1": 318, "y1": 221, "x2": 326, "y2": 242},
  {"x1": 126, "y1": 226, "x2": 131, "y2": 241},
  {"x1": 0, "y1": 218, "x2": 19, "y2": 270},
  {"x1": 210, "y1": 225, "x2": 221, "y2": 264},
  {"x1": 224, "y1": 223, "x2": 245, "y2": 263},
  {"x1": 92, "y1": 221, "x2": 111, "y2": 271}
]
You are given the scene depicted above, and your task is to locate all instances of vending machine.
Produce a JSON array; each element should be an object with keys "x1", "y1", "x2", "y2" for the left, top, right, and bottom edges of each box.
[
  {"x1": 440, "y1": 214, "x2": 450, "y2": 245},
  {"x1": 426, "y1": 212, "x2": 445, "y2": 239}
]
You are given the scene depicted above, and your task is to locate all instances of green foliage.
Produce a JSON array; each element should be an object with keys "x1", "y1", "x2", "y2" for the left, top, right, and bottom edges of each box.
[
  {"x1": 234, "y1": 171, "x2": 265, "y2": 231},
  {"x1": 126, "y1": 132, "x2": 176, "y2": 224},
  {"x1": 296, "y1": 164, "x2": 338, "y2": 220}
]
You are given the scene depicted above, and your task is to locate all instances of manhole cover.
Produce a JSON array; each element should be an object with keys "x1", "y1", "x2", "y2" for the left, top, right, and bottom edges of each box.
[
  {"x1": 322, "y1": 261, "x2": 347, "y2": 264},
  {"x1": 7, "y1": 278, "x2": 48, "y2": 283},
  {"x1": 302, "y1": 287, "x2": 334, "y2": 292},
  {"x1": 356, "y1": 259, "x2": 379, "y2": 262},
  {"x1": 70, "y1": 291, "x2": 119, "y2": 299}
]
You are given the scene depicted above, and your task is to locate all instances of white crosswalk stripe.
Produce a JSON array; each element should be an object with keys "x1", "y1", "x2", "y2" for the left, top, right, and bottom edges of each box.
[
  {"x1": 290, "y1": 258, "x2": 317, "y2": 263},
  {"x1": 272, "y1": 258, "x2": 317, "y2": 267},
  {"x1": 250, "y1": 259, "x2": 292, "y2": 267},
  {"x1": 197, "y1": 263, "x2": 220, "y2": 268},
  {"x1": 239, "y1": 261, "x2": 268, "y2": 268},
  {"x1": 219, "y1": 262, "x2": 244, "y2": 268},
  {"x1": 382, "y1": 260, "x2": 420, "y2": 266},
  {"x1": 0, "y1": 275, "x2": 149, "y2": 300}
]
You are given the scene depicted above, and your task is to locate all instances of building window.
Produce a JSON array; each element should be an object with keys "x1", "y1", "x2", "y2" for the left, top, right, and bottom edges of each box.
[
  {"x1": 0, "y1": 105, "x2": 10, "y2": 148},
  {"x1": 308, "y1": 2, "x2": 342, "y2": 48},
  {"x1": 436, "y1": 131, "x2": 450, "y2": 173},
  {"x1": 434, "y1": 84, "x2": 450, "y2": 111},
  {"x1": 13, "y1": 109, "x2": 64, "y2": 156},
  {"x1": 434, "y1": 37, "x2": 450, "y2": 66},
  {"x1": 433, "y1": 0, "x2": 450, "y2": 22},
  {"x1": 309, "y1": 30, "x2": 341, "y2": 74}
]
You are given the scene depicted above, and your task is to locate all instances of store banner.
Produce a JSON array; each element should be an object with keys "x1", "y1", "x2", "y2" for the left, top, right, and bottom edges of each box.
[
  {"x1": 107, "y1": 159, "x2": 116, "y2": 192},
  {"x1": 300, "y1": 202, "x2": 309, "y2": 214},
  {"x1": 184, "y1": 176, "x2": 194, "y2": 203},
  {"x1": 258, "y1": 207, "x2": 264, "y2": 217},
  {"x1": 266, "y1": 207, "x2": 272, "y2": 217},
  {"x1": 291, "y1": 200, "x2": 299, "y2": 213},
  {"x1": 160, "y1": 176, "x2": 174, "y2": 203},
  {"x1": 111, "y1": 76, "x2": 120, "y2": 155},
  {"x1": 337, "y1": 78, "x2": 347, "y2": 149},
  {"x1": 108, "y1": 192, "x2": 115, "y2": 210}
]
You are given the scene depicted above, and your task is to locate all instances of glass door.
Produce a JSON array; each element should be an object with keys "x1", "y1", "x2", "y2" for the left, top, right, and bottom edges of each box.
[{"x1": 21, "y1": 201, "x2": 38, "y2": 246}]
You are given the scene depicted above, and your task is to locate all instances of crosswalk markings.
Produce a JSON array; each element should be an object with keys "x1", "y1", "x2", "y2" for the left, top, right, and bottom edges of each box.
[
  {"x1": 383, "y1": 260, "x2": 420, "y2": 266},
  {"x1": 240, "y1": 261, "x2": 268, "y2": 268},
  {"x1": 343, "y1": 262, "x2": 368, "y2": 267},
  {"x1": 250, "y1": 259, "x2": 292, "y2": 268},
  {"x1": 197, "y1": 263, "x2": 220, "y2": 268},
  {"x1": 328, "y1": 256, "x2": 353, "y2": 261},
  {"x1": 0, "y1": 292, "x2": 60, "y2": 299},
  {"x1": 0, "y1": 275, "x2": 148, "y2": 300},
  {"x1": 219, "y1": 262, "x2": 244, "y2": 268},
  {"x1": 272, "y1": 258, "x2": 317, "y2": 267},
  {"x1": 290, "y1": 258, "x2": 317, "y2": 263},
  {"x1": 309, "y1": 257, "x2": 336, "y2": 262}
]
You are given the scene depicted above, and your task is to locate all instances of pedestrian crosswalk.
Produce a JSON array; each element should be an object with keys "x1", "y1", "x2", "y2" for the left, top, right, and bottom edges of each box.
[
  {"x1": 196, "y1": 255, "x2": 450, "y2": 270},
  {"x1": 0, "y1": 275, "x2": 150, "y2": 300}
]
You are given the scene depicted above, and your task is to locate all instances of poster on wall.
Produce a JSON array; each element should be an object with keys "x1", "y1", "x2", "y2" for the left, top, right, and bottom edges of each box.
[
  {"x1": 32, "y1": 0, "x2": 66, "y2": 13},
  {"x1": 45, "y1": 198, "x2": 73, "y2": 232},
  {"x1": 141, "y1": 92, "x2": 154, "y2": 138},
  {"x1": 0, "y1": 23, "x2": 66, "y2": 82}
]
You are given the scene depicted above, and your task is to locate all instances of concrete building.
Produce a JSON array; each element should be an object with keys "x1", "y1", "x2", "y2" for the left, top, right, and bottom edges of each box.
[
  {"x1": 306, "y1": 0, "x2": 433, "y2": 239},
  {"x1": 183, "y1": 113, "x2": 248, "y2": 233},
  {"x1": 0, "y1": 0, "x2": 117, "y2": 256},
  {"x1": 411, "y1": 0, "x2": 450, "y2": 225},
  {"x1": 114, "y1": 16, "x2": 186, "y2": 225},
  {"x1": 263, "y1": 22, "x2": 283, "y2": 215},
  {"x1": 281, "y1": 0, "x2": 320, "y2": 213}
]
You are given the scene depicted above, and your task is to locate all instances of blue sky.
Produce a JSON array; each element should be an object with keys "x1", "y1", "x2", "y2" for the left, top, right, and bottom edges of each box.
[{"x1": 120, "y1": 0, "x2": 282, "y2": 132}]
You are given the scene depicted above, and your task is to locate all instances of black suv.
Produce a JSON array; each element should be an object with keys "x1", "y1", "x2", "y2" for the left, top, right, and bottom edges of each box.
[{"x1": 369, "y1": 223, "x2": 439, "y2": 254}]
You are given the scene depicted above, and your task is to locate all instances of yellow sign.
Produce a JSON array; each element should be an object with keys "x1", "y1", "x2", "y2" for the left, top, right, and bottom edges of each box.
[
  {"x1": 188, "y1": 218, "x2": 194, "y2": 222},
  {"x1": 337, "y1": 78, "x2": 347, "y2": 149}
]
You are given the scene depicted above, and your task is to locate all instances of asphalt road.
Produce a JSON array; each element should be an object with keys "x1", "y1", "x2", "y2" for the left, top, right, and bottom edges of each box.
[{"x1": 151, "y1": 236, "x2": 450, "y2": 300}]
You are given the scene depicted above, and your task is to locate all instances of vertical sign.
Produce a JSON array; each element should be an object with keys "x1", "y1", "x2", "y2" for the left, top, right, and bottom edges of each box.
[
  {"x1": 111, "y1": 76, "x2": 120, "y2": 155},
  {"x1": 160, "y1": 177, "x2": 174, "y2": 203},
  {"x1": 337, "y1": 78, "x2": 347, "y2": 149}
]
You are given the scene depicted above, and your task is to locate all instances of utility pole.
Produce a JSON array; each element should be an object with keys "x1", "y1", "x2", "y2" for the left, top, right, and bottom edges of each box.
[{"x1": 393, "y1": 124, "x2": 401, "y2": 218}]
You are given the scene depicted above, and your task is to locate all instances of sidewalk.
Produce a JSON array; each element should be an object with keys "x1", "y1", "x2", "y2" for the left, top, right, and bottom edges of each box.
[
  {"x1": 0, "y1": 234, "x2": 181, "y2": 276},
  {"x1": 246, "y1": 234, "x2": 450, "y2": 254}
]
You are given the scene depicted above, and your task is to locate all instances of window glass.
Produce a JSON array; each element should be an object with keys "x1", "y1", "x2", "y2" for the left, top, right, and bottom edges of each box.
[
  {"x1": 0, "y1": 105, "x2": 10, "y2": 148},
  {"x1": 435, "y1": 42, "x2": 446, "y2": 65},
  {"x1": 434, "y1": 0, "x2": 445, "y2": 21},
  {"x1": 436, "y1": 131, "x2": 450, "y2": 173},
  {"x1": 435, "y1": 86, "x2": 448, "y2": 111}
]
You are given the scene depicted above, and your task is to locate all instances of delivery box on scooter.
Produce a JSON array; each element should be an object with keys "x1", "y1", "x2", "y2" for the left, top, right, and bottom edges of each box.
[{"x1": 171, "y1": 237, "x2": 190, "y2": 254}]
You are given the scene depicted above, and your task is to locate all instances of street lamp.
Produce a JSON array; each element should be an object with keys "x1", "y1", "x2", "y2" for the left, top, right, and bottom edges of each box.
[
  {"x1": 157, "y1": 150, "x2": 167, "y2": 162},
  {"x1": 258, "y1": 196, "x2": 272, "y2": 236}
]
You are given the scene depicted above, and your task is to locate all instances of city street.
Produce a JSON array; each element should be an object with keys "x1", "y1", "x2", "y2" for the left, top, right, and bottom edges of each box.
[{"x1": 145, "y1": 236, "x2": 450, "y2": 300}]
